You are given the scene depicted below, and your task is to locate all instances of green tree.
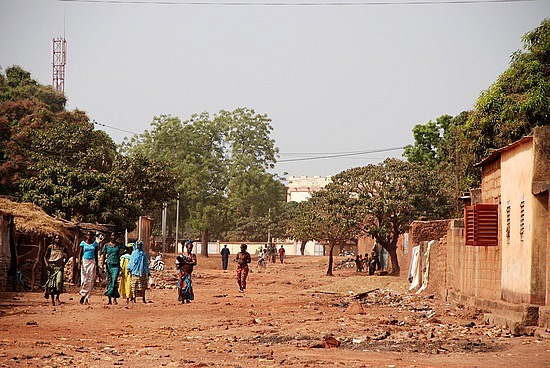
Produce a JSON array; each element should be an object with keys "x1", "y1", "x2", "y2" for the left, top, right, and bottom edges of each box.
[
  {"x1": 283, "y1": 200, "x2": 317, "y2": 256},
  {"x1": 1, "y1": 66, "x2": 176, "y2": 230},
  {"x1": 405, "y1": 19, "x2": 550, "y2": 198},
  {"x1": 122, "y1": 108, "x2": 283, "y2": 254},
  {"x1": 466, "y1": 18, "x2": 550, "y2": 164},
  {"x1": 403, "y1": 112, "x2": 472, "y2": 214},
  {"x1": 0, "y1": 65, "x2": 66, "y2": 112},
  {"x1": 122, "y1": 113, "x2": 228, "y2": 246},
  {"x1": 307, "y1": 186, "x2": 361, "y2": 276},
  {"x1": 224, "y1": 170, "x2": 286, "y2": 242},
  {"x1": 221, "y1": 108, "x2": 281, "y2": 242},
  {"x1": 113, "y1": 152, "x2": 178, "y2": 217},
  {"x1": 333, "y1": 158, "x2": 453, "y2": 275},
  {"x1": 403, "y1": 115, "x2": 455, "y2": 169}
]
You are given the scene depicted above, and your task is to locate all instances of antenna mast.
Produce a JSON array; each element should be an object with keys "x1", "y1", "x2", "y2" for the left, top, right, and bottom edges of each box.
[{"x1": 52, "y1": 37, "x2": 67, "y2": 92}]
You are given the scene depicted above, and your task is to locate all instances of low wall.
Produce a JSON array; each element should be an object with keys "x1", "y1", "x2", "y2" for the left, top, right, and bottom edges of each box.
[
  {"x1": 407, "y1": 220, "x2": 451, "y2": 297},
  {"x1": 446, "y1": 219, "x2": 502, "y2": 301}
]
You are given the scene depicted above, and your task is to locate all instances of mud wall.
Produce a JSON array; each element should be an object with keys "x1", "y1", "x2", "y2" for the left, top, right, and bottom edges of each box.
[
  {"x1": 408, "y1": 220, "x2": 451, "y2": 297},
  {"x1": 446, "y1": 220, "x2": 502, "y2": 301}
]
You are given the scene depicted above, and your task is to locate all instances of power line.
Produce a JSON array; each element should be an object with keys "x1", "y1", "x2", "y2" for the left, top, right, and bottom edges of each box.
[
  {"x1": 56, "y1": 0, "x2": 540, "y2": 6},
  {"x1": 280, "y1": 149, "x2": 385, "y2": 156},
  {"x1": 91, "y1": 119, "x2": 405, "y2": 161},
  {"x1": 93, "y1": 120, "x2": 140, "y2": 135},
  {"x1": 277, "y1": 146, "x2": 404, "y2": 162}
]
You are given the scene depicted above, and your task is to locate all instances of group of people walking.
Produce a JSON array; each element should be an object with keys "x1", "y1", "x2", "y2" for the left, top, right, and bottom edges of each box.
[
  {"x1": 44, "y1": 233, "x2": 290, "y2": 306},
  {"x1": 43, "y1": 231, "x2": 151, "y2": 306}
]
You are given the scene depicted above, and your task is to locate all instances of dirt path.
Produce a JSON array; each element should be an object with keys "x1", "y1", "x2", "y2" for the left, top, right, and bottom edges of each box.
[{"x1": 1, "y1": 255, "x2": 549, "y2": 367}]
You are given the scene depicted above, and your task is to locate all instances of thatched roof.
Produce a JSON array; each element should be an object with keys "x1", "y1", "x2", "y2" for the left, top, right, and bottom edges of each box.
[
  {"x1": 0, "y1": 197, "x2": 73, "y2": 239},
  {"x1": 57, "y1": 217, "x2": 111, "y2": 234}
]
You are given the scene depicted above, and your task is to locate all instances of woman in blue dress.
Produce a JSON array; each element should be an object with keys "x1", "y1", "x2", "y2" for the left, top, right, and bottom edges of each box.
[
  {"x1": 100, "y1": 232, "x2": 124, "y2": 305},
  {"x1": 176, "y1": 240, "x2": 197, "y2": 304},
  {"x1": 127, "y1": 240, "x2": 150, "y2": 303}
]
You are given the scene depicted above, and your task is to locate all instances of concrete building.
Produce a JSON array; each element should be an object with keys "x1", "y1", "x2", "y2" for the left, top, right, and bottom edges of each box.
[
  {"x1": 284, "y1": 176, "x2": 333, "y2": 255},
  {"x1": 286, "y1": 176, "x2": 331, "y2": 202}
]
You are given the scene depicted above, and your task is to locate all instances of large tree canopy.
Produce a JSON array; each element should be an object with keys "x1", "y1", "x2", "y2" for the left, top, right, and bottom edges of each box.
[
  {"x1": 0, "y1": 66, "x2": 177, "y2": 231},
  {"x1": 304, "y1": 186, "x2": 362, "y2": 276},
  {"x1": 466, "y1": 18, "x2": 550, "y2": 164},
  {"x1": 332, "y1": 158, "x2": 453, "y2": 275},
  {"x1": 0, "y1": 65, "x2": 66, "y2": 112},
  {"x1": 122, "y1": 108, "x2": 284, "y2": 253},
  {"x1": 403, "y1": 112, "x2": 472, "y2": 215},
  {"x1": 404, "y1": 19, "x2": 550, "y2": 204}
]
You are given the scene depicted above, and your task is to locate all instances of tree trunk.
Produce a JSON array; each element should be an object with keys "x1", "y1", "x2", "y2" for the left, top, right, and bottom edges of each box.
[
  {"x1": 201, "y1": 229, "x2": 209, "y2": 257},
  {"x1": 381, "y1": 242, "x2": 400, "y2": 276},
  {"x1": 300, "y1": 240, "x2": 307, "y2": 256},
  {"x1": 326, "y1": 243, "x2": 335, "y2": 276}
]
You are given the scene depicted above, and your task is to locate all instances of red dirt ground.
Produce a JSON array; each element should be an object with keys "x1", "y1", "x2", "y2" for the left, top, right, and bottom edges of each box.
[{"x1": 1, "y1": 255, "x2": 549, "y2": 367}]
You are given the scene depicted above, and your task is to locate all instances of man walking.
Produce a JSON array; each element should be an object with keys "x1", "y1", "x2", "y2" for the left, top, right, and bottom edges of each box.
[
  {"x1": 235, "y1": 244, "x2": 251, "y2": 292},
  {"x1": 278, "y1": 245, "x2": 286, "y2": 264},
  {"x1": 220, "y1": 244, "x2": 230, "y2": 271}
]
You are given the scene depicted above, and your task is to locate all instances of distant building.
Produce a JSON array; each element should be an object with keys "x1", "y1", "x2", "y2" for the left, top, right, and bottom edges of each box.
[{"x1": 286, "y1": 175, "x2": 331, "y2": 202}]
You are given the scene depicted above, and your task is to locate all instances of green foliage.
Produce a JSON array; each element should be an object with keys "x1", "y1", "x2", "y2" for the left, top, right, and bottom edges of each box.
[
  {"x1": 466, "y1": 18, "x2": 550, "y2": 163},
  {"x1": 306, "y1": 186, "x2": 362, "y2": 276},
  {"x1": 403, "y1": 112, "x2": 473, "y2": 215},
  {"x1": 280, "y1": 200, "x2": 315, "y2": 243},
  {"x1": 122, "y1": 107, "x2": 284, "y2": 248},
  {"x1": 0, "y1": 66, "x2": 176, "y2": 231},
  {"x1": 113, "y1": 152, "x2": 178, "y2": 217},
  {"x1": 0, "y1": 65, "x2": 66, "y2": 112},
  {"x1": 224, "y1": 171, "x2": 287, "y2": 242},
  {"x1": 404, "y1": 19, "x2": 550, "y2": 205},
  {"x1": 332, "y1": 158, "x2": 453, "y2": 275},
  {"x1": 403, "y1": 118, "x2": 445, "y2": 169}
]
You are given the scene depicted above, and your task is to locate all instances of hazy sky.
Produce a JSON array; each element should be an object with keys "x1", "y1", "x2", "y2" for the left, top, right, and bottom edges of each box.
[{"x1": 1, "y1": 0, "x2": 548, "y2": 178}]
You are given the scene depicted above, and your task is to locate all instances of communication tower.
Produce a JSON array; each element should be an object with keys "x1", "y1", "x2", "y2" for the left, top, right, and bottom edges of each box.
[{"x1": 52, "y1": 37, "x2": 67, "y2": 92}]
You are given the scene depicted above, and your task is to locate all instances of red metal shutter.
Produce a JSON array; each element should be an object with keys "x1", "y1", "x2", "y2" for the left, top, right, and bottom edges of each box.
[
  {"x1": 465, "y1": 206, "x2": 476, "y2": 245},
  {"x1": 474, "y1": 204, "x2": 498, "y2": 246}
]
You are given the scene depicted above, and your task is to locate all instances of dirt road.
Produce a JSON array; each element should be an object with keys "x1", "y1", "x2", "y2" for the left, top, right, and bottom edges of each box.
[{"x1": 1, "y1": 255, "x2": 549, "y2": 367}]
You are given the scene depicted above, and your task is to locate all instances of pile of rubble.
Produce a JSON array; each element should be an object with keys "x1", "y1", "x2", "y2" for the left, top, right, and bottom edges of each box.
[
  {"x1": 149, "y1": 269, "x2": 178, "y2": 289},
  {"x1": 330, "y1": 289, "x2": 515, "y2": 354}
]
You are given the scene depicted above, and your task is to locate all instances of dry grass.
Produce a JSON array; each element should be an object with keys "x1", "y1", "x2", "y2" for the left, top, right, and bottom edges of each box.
[{"x1": 0, "y1": 197, "x2": 71, "y2": 239}]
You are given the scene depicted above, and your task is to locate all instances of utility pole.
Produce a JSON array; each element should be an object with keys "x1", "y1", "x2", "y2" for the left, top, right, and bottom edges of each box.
[
  {"x1": 175, "y1": 193, "x2": 180, "y2": 253},
  {"x1": 161, "y1": 202, "x2": 167, "y2": 253},
  {"x1": 267, "y1": 208, "x2": 271, "y2": 245}
]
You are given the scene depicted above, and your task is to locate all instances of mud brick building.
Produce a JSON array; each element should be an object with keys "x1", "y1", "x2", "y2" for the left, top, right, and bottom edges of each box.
[{"x1": 409, "y1": 126, "x2": 550, "y2": 335}]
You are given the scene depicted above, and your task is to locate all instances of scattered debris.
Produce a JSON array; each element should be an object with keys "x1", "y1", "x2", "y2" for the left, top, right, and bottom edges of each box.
[{"x1": 323, "y1": 335, "x2": 341, "y2": 348}]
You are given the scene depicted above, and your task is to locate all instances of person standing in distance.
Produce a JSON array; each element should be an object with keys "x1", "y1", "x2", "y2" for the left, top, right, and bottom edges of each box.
[
  {"x1": 220, "y1": 244, "x2": 230, "y2": 271},
  {"x1": 235, "y1": 243, "x2": 251, "y2": 292},
  {"x1": 278, "y1": 245, "x2": 286, "y2": 264}
]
